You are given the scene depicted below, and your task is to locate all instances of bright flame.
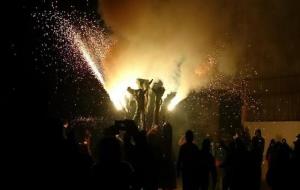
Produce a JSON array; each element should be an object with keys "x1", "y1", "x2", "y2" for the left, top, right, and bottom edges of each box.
[
  {"x1": 107, "y1": 79, "x2": 137, "y2": 110},
  {"x1": 167, "y1": 95, "x2": 182, "y2": 111},
  {"x1": 73, "y1": 33, "x2": 184, "y2": 111}
]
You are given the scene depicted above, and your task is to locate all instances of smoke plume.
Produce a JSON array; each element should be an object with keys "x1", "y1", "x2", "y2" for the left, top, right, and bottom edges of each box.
[{"x1": 98, "y1": 0, "x2": 300, "y2": 109}]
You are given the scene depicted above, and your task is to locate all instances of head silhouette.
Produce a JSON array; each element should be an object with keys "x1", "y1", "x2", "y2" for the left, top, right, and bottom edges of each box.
[
  {"x1": 97, "y1": 137, "x2": 122, "y2": 163},
  {"x1": 270, "y1": 139, "x2": 276, "y2": 146},
  {"x1": 202, "y1": 138, "x2": 211, "y2": 151},
  {"x1": 255, "y1": 129, "x2": 262, "y2": 137},
  {"x1": 185, "y1": 130, "x2": 194, "y2": 143}
]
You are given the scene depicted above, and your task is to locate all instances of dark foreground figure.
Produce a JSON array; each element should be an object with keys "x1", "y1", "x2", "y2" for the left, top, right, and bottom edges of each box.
[
  {"x1": 58, "y1": 119, "x2": 299, "y2": 190},
  {"x1": 177, "y1": 130, "x2": 216, "y2": 190},
  {"x1": 91, "y1": 137, "x2": 134, "y2": 189}
]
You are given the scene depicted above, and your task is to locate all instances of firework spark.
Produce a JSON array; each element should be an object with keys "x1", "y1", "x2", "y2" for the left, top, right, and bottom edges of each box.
[
  {"x1": 74, "y1": 34, "x2": 105, "y2": 85},
  {"x1": 34, "y1": 5, "x2": 260, "y2": 114}
]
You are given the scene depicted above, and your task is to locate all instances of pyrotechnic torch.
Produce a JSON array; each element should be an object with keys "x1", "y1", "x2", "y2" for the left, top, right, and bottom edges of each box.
[
  {"x1": 160, "y1": 92, "x2": 176, "y2": 121},
  {"x1": 152, "y1": 80, "x2": 165, "y2": 125}
]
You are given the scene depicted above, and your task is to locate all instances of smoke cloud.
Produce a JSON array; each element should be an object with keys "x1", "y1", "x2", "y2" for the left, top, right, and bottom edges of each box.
[{"x1": 97, "y1": 0, "x2": 300, "y2": 109}]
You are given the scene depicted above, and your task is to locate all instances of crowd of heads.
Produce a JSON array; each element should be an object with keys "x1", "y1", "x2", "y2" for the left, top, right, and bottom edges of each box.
[
  {"x1": 265, "y1": 134, "x2": 300, "y2": 190},
  {"x1": 58, "y1": 118, "x2": 300, "y2": 190},
  {"x1": 60, "y1": 119, "x2": 176, "y2": 189}
]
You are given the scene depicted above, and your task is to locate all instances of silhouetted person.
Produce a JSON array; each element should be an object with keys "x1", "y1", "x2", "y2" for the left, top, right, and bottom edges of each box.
[
  {"x1": 266, "y1": 140, "x2": 279, "y2": 189},
  {"x1": 60, "y1": 122, "x2": 94, "y2": 186},
  {"x1": 121, "y1": 131, "x2": 135, "y2": 164},
  {"x1": 251, "y1": 129, "x2": 265, "y2": 190},
  {"x1": 265, "y1": 138, "x2": 276, "y2": 188},
  {"x1": 177, "y1": 130, "x2": 201, "y2": 190},
  {"x1": 293, "y1": 134, "x2": 300, "y2": 158},
  {"x1": 199, "y1": 138, "x2": 217, "y2": 190},
  {"x1": 266, "y1": 139, "x2": 276, "y2": 163},
  {"x1": 133, "y1": 130, "x2": 157, "y2": 190},
  {"x1": 159, "y1": 122, "x2": 176, "y2": 190},
  {"x1": 291, "y1": 134, "x2": 300, "y2": 189},
  {"x1": 217, "y1": 140, "x2": 230, "y2": 190},
  {"x1": 147, "y1": 125, "x2": 163, "y2": 189},
  {"x1": 227, "y1": 136, "x2": 252, "y2": 190},
  {"x1": 281, "y1": 138, "x2": 292, "y2": 157},
  {"x1": 91, "y1": 137, "x2": 134, "y2": 189},
  {"x1": 266, "y1": 139, "x2": 292, "y2": 190},
  {"x1": 241, "y1": 127, "x2": 251, "y2": 149}
]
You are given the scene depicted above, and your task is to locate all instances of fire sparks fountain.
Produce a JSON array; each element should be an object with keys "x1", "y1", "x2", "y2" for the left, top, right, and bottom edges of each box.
[{"x1": 34, "y1": 2, "x2": 261, "y2": 135}]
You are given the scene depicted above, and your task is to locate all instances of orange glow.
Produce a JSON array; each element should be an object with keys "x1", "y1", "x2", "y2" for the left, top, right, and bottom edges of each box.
[{"x1": 73, "y1": 33, "x2": 185, "y2": 111}]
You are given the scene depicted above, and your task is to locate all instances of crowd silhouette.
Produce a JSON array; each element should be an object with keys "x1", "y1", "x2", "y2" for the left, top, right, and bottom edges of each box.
[
  {"x1": 58, "y1": 119, "x2": 300, "y2": 190},
  {"x1": 177, "y1": 131, "x2": 217, "y2": 190}
]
